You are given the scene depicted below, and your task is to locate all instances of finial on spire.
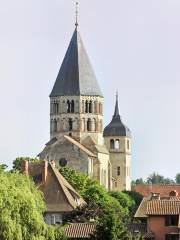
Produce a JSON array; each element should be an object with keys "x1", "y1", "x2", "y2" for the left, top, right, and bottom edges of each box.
[
  {"x1": 114, "y1": 90, "x2": 120, "y2": 117},
  {"x1": 75, "y1": 2, "x2": 79, "y2": 28},
  {"x1": 116, "y1": 90, "x2": 118, "y2": 102}
]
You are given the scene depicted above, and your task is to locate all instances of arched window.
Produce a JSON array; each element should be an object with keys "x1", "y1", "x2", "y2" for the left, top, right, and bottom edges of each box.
[
  {"x1": 87, "y1": 118, "x2": 91, "y2": 131},
  {"x1": 117, "y1": 166, "x2": 120, "y2": 176},
  {"x1": 115, "y1": 139, "x2": 120, "y2": 149},
  {"x1": 89, "y1": 101, "x2": 92, "y2": 113},
  {"x1": 67, "y1": 100, "x2": 70, "y2": 113},
  {"x1": 71, "y1": 100, "x2": 75, "y2": 113},
  {"x1": 85, "y1": 101, "x2": 89, "y2": 113},
  {"x1": 99, "y1": 103, "x2": 102, "y2": 114},
  {"x1": 54, "y1": 119, "x2": 57, "y2": 132},
  {"x1": 110, "y1": 139, "x2": 115, "y2": 149},
  {"x1": 127, "y1": 140, "x2": 130, "y2": 150},
  {"x1": 82, "y1": 100, "x2": 85, "y2": 113},
  {"x1": 69, "y1": 118, "x2": 73, "y2": 131}
]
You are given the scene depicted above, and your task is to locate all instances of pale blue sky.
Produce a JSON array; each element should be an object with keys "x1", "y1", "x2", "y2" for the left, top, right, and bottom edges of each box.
[{"x1": 0, "y1": 0, "x2": 179, "y2": 180}]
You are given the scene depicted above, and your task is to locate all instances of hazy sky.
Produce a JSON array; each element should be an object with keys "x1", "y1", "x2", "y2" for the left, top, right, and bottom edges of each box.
[{"x1": 0, "y1": 0, "x2": 180, "y2": 180}]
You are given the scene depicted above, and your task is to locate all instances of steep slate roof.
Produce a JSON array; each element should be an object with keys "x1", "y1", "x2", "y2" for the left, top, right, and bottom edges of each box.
[
  {"x1": 103, "y1": 94, "x2": 131, "y2": 137},
  {"x1": 64, "y1": 223, "x2": 96, "y2": 239},
  {"x1": 50, "y1": 28, "x2": 103, "y2": 97}
]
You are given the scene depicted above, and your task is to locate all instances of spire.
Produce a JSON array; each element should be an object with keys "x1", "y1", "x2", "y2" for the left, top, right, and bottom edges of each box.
[
  {"x1": 114, "y1": 91, "x2": 120, "y2": 117},
  {"x1": 75, "y1": 2, "x2": 79, "y2": 28},
  {"x1": 50, "y1": 28, "x2": 103, "y2": 97},
  {"x1": 103, "y1": 91, "x2": 131, "y2": 138}
]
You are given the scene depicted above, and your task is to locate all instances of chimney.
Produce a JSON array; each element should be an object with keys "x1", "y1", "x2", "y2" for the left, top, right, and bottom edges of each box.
[
  {"x1": 42, "y1": 160, "x2": 48, "y2": 183},
  {"x1": 21, "y1": 161, "x2": 29, "y2": 176}
]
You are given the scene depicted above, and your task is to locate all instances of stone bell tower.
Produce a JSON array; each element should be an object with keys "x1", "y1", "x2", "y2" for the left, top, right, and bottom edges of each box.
[
  {"x1": 49, "y1": 26, "x2": 104, "y2": 145},
  {"x1": 103, "y1": 93, "x2": 132, "y2": 191}
]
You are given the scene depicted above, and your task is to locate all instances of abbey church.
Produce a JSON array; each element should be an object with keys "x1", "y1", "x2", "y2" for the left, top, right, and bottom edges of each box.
[{"x1": 39, "y1": 24, "x2": 132, "y2": 191}]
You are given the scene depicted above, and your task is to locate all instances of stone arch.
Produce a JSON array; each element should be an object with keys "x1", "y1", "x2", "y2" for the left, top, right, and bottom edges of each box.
[
  {"x1": 99, "y1": 103, "x2": 102, "y2": 114},
  {"x1": 110, "y1": 139, "x2": 115, "y2": 149},
  {"x1": 85, "y1": 100, "x2": 89, "y2": 113},
  {"x1": 92, "y1": 118, "x2": 96, "y2": 131},
  {"x1": 67, "y1": 100, "x2": 71, "y2": 113},
  {"x1": 115, "y1": 139, "x2": 120, "y2": 149},
  {"x1": 87, "y1": 118, "x2": 91, "y2": 131},
  {"x1": 71, "y1": 100, "x2": 75, "y2": 113},
  {"x1": 54, "y1": 119, "x2": 57, "y2": 132},
  {"x1": 95, "y1": 101, "x2": 99, "y2": 114},
  {"x1": 69, "y1": 118, "x2": 73, "y2": 131},
  {"x1": 89, "y1": 101, "x2": 92, "y2": 113},
  {"x1": 82, "y1": 100, "x2": 85, "y2": 113}
]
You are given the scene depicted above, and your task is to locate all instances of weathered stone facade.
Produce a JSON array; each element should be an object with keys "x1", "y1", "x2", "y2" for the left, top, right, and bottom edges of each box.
[{"x1": 39, "y1": 27, "x2": 131, "y2": 191}]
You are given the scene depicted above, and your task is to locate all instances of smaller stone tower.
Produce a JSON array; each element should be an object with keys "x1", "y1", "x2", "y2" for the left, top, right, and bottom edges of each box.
[{"x1": 103, "y1": 93, "x2": 131, "y2": 191}]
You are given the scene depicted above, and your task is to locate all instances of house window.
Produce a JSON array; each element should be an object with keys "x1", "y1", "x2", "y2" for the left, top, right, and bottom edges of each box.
[
  {"x1": 165, "y1": 234, "x2": 179, "y2": 240},
  {"x1": 51, "y1": 215, "x2": 56, "y2": 225},
  {"x1": 165, "y1": 215, "x2": 179, "y2": 226},
  {"x1": 117, "y1": 166, "x2": 120, "y2": 176},
  {"x1": 110, "y1": 139, "x2": 115, "y2": 149}
]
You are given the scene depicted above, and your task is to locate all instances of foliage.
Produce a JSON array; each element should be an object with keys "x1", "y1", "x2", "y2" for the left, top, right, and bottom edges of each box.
[
  {"x1": 132, "y1": 178, "x2": 145, "y2": 185},
  {"x1": 109, "y1": 191, "x2": 137, "y2": 221},
  {"x1": 175, "y1": 173, "x2": 180, "y2": 184},
  {"x1": 0, "y1": 167, "x2": 66, "y2": 240},
  {"x1": 12, "y1": 157, "x2": 39, "y2": 172},
  {"x1": 59, "y1": 166, "x2": 141, "y2": 239},
  {"x1": 133, "y1": 172, "x2": 180, "y2": 185},
  {"x1": 147, "y1": 172, "x2": 175, "y2": 184},
  {"x1": 59, "y1": 166, "x2": 90, "y2": 193}
]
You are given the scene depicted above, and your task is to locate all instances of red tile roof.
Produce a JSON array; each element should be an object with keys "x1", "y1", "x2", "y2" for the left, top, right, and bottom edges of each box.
[
  {"x1": 147, "y1": 200, "x2": 180, "y2": 215},
  {"x1": 133, "y1": 184, "x2": 180, "y2": 197},
  {"x1": 64, "y1": 223, "x2": 96, "y2": 239}
]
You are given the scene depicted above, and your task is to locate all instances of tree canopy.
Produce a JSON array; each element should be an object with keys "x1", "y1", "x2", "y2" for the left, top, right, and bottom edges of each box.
[
  {"x1": 59, "y1": 166, "x2": 143, "y2": 240},
  {"x1": 133, "y1": 172, "x2": 180, "y2": 185},
  {"x1": 0, "y1": 164, "x2": 66, "y2": 240}
]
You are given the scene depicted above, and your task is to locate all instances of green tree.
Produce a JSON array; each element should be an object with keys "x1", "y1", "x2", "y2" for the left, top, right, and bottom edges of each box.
[
  {"x1": 59, "y1": 166, "x2": 132, "y2": 239},
  {"x1": 175, "y1": 173, "x2": 180, "y2": 184},
  {"x1": 0, "y1": 168, "x2": 66, "y2": 240},
  {"x1": 12, "y1": 157, "x2": 39, "y2": 172},
  {"x1": 109, "y1": 191, "x2": 136, "y2": 221}
]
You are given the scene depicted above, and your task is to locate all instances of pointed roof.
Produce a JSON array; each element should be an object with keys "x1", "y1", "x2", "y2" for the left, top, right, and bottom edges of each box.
[
  {"x1": 103, "y1": 94, "x2": 131, "y2": 137},
  {"x1": 50, "y1": 28, "x2": 103, "y2": 97}
]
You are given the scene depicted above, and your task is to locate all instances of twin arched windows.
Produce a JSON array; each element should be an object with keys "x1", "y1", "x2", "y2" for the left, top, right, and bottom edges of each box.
[
  {"x1": 67, "y1": 100, "x2": 75, "y2": 113},
  {"x1": 110, "y1": 139, "x2": 120, "y2": 150}
]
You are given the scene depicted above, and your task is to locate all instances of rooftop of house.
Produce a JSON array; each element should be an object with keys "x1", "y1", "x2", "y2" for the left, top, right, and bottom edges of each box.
[
  {"x1": 135, "y1": 193, "x2": 180, "y2": 219},
  {"x1": 64, "y1": 223, "x2": 96, "y2": 239},
  {"x1": 22, "y1": 160, "x2": 86, "y2": 213},
  {"x1": 133, "y1": 184, "x2": 180, "y2": 198}
]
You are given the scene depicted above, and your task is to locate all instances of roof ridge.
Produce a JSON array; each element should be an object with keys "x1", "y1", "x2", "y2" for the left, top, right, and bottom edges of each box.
[{"x1": 49, "y1": 163, "x2": 86, "y2": 209}]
